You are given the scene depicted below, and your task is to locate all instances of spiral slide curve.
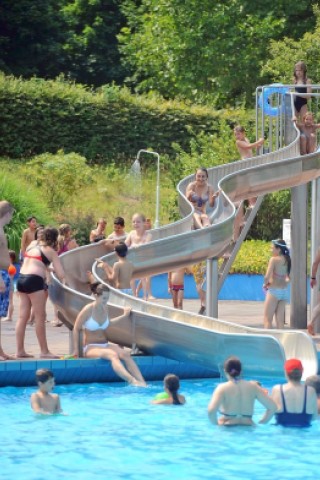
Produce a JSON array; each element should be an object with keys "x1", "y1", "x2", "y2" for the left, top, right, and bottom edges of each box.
[{"x1": 50, "y1": 121, "x2": 320, "y2": 379}]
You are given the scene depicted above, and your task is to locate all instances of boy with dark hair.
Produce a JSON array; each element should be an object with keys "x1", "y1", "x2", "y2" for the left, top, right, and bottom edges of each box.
[
  {"x1": 31, "y1": 368, "x2": 63, "y2": 414},
  {"x1": 98, "y1": 242, "x2": 134, "y2": 294},
  {"x1": 20, "y1": 215, "x2": 37, "y2": 259}
]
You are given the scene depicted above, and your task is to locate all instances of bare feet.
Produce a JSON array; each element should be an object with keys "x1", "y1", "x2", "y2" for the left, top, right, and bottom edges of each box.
[
  {"x1": 0, "y1": 353, "x2": 16, "y2": 360},
  {"x1": 307, "y1": 324, "x2": 315, "y2": 336},
  {"x1": 40, "y1": 353, "x2": 60, "y2": 359},
  {"x1": 130, "y1": 378, "x2": 147, "y2": 387},
  {"x1": 1, "y1": 317, "x2": 12, "y2": 322},
  {"x1": 147, "y1": 295, "x2": 157, "y2": 300},
  {"x1": 15, "y1": 352, "x2": 34, "y2": 358}
]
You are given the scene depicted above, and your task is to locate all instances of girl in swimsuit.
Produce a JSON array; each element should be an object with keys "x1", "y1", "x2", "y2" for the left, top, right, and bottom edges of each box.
[
  {"x1": 263, "y1": 239, "x2": 291, "y2": 329},
  {"x1": 208, "y1": 356, "x2": 276, "y2": 426},
  {"x1": 15, "y1": 227, "x2": 66, "y2": 359},
  {"x1": 73, "y1": 283, "x2": 146, "y2": 387},
  {"x1": 186, "y1": 167, "x2": 219, "y2": 229},
  {"x1": 125, "y1": 213, "x2": 152, "y2": 300},
  {"x1": 293, "y1": 111, "x2": 320, "y2": 155},
  {"x1": 293, "y1": 61, "x2": 312, "y2": 121}
]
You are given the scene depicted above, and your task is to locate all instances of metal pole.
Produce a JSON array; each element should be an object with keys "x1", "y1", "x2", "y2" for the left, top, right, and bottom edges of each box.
[
  {"x1": 136, "y1": 149, "x2": 160, "y2": 228},
  {"x1": 206, "y1": 257, "x2": 218, "y2": 318},
  {"x1": 290, "y1": 185, "x2": 308, "y2": 328},
  {"x1": 311, "y1": 178, "x2": 320, "y2": 332}
]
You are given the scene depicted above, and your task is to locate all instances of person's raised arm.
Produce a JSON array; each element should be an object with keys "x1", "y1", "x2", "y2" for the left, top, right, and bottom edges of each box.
[
  {"x1": 208, "y1": 185, "x2": 219, "y2": 208},
  {"x1": 207, "y1": 385, "x2": 224, "y2": 425},
  {"x1": 110, "y1": 306, "x2": 132, "y2": 325},
  {"x1": 236, "y1": 138, "x2": 264, "y2": 151},
  {"x1": 185, "y1": 182, "x2": 195, "y2": 202}
]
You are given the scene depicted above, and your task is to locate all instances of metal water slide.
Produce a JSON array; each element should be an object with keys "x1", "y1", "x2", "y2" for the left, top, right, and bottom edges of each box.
[{"x1": 50, "y1": 117, "x2": 320, "y2": 379}]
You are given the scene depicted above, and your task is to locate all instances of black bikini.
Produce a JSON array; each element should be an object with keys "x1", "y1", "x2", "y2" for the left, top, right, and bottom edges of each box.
[{"x1": 294, "y1": 85, "x2": 308, "y2": 113}]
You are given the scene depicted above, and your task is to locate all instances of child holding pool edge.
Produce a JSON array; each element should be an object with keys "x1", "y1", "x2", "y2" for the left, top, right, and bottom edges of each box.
[
  {"x1": 30, "y1": 368, "x2": 63, "y2": 415},
  {"x1": 152, "y1": 374, "x2": 186, "y2": 405}
]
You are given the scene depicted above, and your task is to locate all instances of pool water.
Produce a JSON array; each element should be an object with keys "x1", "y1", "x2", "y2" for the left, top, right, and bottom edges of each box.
[{"x1": 1, "y1": 378, "x2": 319, "y2": 480}]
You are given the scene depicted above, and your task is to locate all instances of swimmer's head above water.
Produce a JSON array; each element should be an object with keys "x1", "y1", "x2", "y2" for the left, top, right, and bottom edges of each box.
[{"x1": 224, "y1": 356, "x2": 242, "y2": 380}]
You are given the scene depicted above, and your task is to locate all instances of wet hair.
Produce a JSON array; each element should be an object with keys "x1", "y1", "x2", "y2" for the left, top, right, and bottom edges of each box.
[
  {"x1": 90, "y1": 282, "x2": 110, "y2": 296},
  {"x1": 272, "y1": 239, "x2": 291, "y2": 275},
  {"x1": 305, "y1": 375, "x2": 320, "y2": 396},
  {"x1": 287, "y1": 369, "x2": 303, "y2": 382},
  {"x1": 115, "y1": 242, "x2": 128, "y2": 258},
  {"x1": 9, "y1": 250, "x2": 16, "y2": 263},
  {"x1": 27, "y1": 216, "x2": 37, "y2": 223},
  {"x1": 164, "y1": 374, "x2": 182, "y2": 405},
  {"x1": 114, "y1": 216, "x2": 125, "y2": 227},
  {"x1": 0, "y1": 201, "x2": 14, "y2": 218},
  {"x1": 224, "y1": 356, "x2": 242, "y2": 379},
  {"x1": 35, "y1": 368, "x2": 54, "y2": 384},
  {"x1": 42, "y1": 227, "x2": 59, "y2": 249},
  {"x1": 234, "y1": 125, "x2": 245, "y2": 134},
  {"x1": 196, "y1": 167, "x2": 208, "y2": 179},
  {"x1": 293, "y1": 60, "x2": 307, "y2": 84}
]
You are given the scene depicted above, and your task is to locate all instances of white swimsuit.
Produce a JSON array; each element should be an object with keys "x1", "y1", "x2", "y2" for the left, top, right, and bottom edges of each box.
[{"x1": 83, "y1": 315, "x2": 110, "y2": 355}]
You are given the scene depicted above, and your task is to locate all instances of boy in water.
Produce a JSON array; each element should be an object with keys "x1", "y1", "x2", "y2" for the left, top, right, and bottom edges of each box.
[
  {"x1": 20, "y1": 216, "x2": 37, "y2": 260},
  {"x1": 0, "y1": 201, "x2": 15, "y2": 360},
  {"x1": 98, "y1": 242, "x2": 134, "y2": 294},
  {"x1": 30, "y1": 368, "x2": 63, "y2": 414}
]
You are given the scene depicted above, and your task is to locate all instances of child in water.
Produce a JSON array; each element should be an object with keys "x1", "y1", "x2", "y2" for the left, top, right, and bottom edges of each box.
[
  {"x1": 293, "y1": 111, "x2": 320, "y2": 155},
  {"x1": 152, "y1": 374, "x2": 186, "y2": 405},
  {"x1": 30, "y1": 368, "x2": 63, "y2": 415}
]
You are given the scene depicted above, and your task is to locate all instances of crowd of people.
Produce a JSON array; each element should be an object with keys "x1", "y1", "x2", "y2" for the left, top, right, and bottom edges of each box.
[{"x1": 1, "y1": 61, "x2": 320, "y2": 431}]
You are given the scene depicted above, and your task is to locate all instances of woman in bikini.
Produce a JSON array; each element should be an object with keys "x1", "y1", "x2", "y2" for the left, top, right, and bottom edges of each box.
[
  {"x1": 186, "y1": 167, "x2": 219, "y2": 229},
  {"x1": 72, "y1": 283, "x2": 146, "y2": 387},
  {"x1": 15, "y1": 227, "x2": 66, "y2": 358},
  {"x1": 208, "y1": 356, "x2": 276, "y2": 426},
  {"x1": 263, "y1": 239, "x2": 291, "y2": 329},
  {"x1": 125, "y1": 213, "x2": 152, "y2": 299}
]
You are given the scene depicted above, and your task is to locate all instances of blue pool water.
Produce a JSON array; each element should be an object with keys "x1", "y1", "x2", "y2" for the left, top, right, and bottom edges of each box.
[{"x1": 1, "y1": 378, "x2": 319, "y2": 480}]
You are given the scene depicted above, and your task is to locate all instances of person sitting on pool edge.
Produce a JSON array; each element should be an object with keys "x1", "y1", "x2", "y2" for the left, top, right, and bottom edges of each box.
[
  {"x1": 31, "y1": 368, "x2": 63, "y2": 415},
  {"x1": 271, "y1": 359, "x2": 318, "y2": 427},
  {"x1": 305, "y1": 375, "x2": 320, "y2": 413},
  {"x1": 152, "y1": 374, "x2": 186, "y2": 405},
  {"x1": 207, "y1": 356, "x2": 277, "y2": 426},
  {"x1": 73, "y1": 283, "x2": 146, "y2": 387}
]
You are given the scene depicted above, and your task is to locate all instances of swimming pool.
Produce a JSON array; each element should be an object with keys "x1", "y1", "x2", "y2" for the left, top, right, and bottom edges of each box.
[{"x1": 1, "y1": 378, "x2": 319, "y2": 480}]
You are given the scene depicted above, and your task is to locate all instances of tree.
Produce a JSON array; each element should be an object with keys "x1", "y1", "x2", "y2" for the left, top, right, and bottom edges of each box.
[
  {"x1": 119, "y1": 0, "x2": 315, "y2": 106},
  {"x1": 0, "y1": 0, "x2": 66, "y2": 78},
  {"x1": 61, "y1": 0, "x2": 128, "y2": 86}
]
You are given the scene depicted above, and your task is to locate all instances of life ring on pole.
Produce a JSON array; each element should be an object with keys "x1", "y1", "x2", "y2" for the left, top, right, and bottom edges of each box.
[{"x1": 258, "y1": 84, "x2": 289, "y2": 117}]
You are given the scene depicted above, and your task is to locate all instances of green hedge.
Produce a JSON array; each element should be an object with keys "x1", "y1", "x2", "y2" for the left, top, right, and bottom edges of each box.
[{"x1": 0, "y1": 74, "x2": 231, "y2": 163}]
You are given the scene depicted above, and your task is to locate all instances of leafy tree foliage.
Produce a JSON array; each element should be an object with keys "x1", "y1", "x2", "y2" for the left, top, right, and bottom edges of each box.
[
  {"x1": 262, "y1": 6, "x2": 320, "y2": 84},
  {"x1": 0, "y1": 0, "x2": 66, "y2": 77},
  {"x1": 119, "y1": 0, "x2": 315, "y2": 106},
  {"x1": 61, "y1": 0, "x2": 128, "y2": 86}
]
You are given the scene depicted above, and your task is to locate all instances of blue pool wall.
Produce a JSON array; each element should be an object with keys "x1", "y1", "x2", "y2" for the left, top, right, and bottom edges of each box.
[{"x1": 146, "y1": 273, "x2": 305, "y2": 302}]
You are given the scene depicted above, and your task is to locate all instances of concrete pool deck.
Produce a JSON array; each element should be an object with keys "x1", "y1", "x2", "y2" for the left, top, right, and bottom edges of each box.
[
  {"x1": 0, "y1": 294, "x2": 318, "y2": 386},
  {"x1": 2, "y1": 294, "x2": 318, "y2": 357}
]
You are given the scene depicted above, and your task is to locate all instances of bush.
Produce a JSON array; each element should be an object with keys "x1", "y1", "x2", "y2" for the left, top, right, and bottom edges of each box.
[
  {"x1": 0, "y1": 74, "x2": 224, "y2": 163},
  {"x1": 0, "y1": 169, "x2": 53, "y2": 253},
  {"x1": 230, "y1": 240, "x2": 270, "y2": 275}
]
